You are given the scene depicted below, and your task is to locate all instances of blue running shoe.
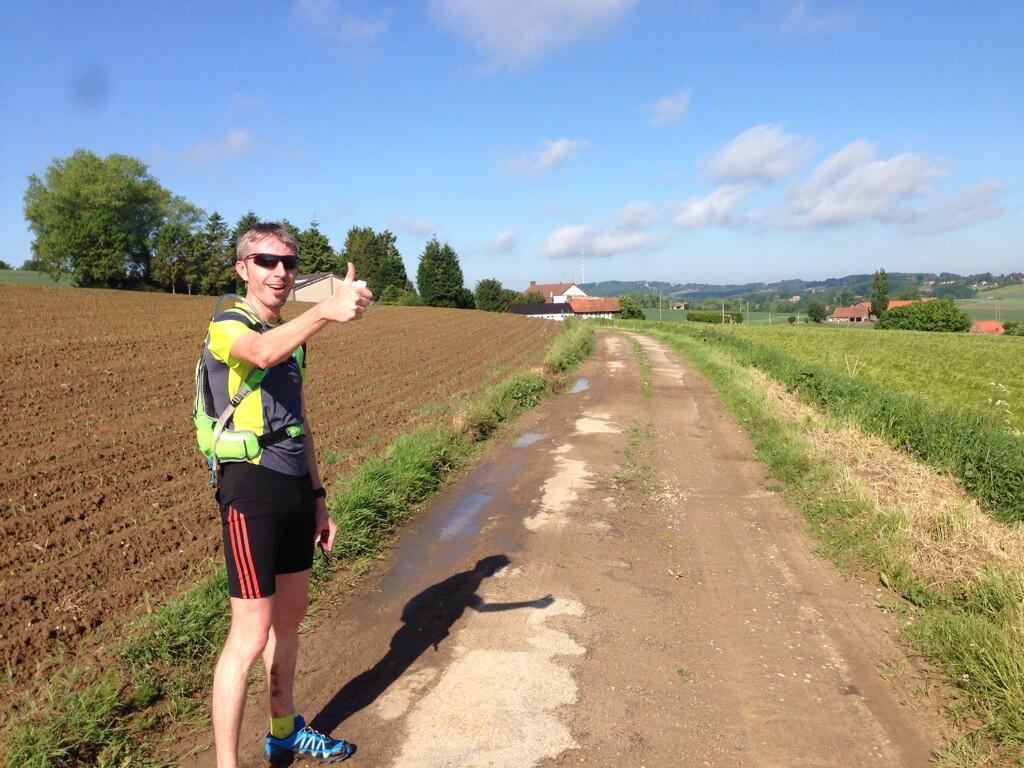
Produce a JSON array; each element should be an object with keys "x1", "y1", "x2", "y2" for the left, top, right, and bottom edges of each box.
[{"x1": 265, "y1": 715, "x2": 356, "y2": 764}]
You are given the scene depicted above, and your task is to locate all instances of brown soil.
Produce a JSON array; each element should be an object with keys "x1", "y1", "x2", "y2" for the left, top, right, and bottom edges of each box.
[
  {"x1": 0, "y1": 285, "x2": 557, "y2": 692},
  {"x1": 184, "y1": 328, "x2": 948, "y2": 767}
]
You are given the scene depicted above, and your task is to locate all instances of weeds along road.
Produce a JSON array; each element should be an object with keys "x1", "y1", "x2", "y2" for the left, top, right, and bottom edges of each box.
[{"x1": 185, "y1": 328, "x2": 945, "y2": 768}]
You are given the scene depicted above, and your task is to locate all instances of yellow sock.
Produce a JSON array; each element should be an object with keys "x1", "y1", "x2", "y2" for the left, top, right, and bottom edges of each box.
[{"x1": 270, "y1": 713, "x2": 297, "y2": 739}]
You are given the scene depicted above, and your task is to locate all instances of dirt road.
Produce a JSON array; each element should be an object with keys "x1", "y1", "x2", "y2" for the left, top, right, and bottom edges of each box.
[{"x1": 186, "y1": 329, "x2": 946, "y2": 767}]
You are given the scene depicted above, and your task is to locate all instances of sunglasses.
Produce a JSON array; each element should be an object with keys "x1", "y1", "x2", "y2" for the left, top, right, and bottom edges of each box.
[{"x1": 244, "y1": 253, "x2": 298, "y2": 271}]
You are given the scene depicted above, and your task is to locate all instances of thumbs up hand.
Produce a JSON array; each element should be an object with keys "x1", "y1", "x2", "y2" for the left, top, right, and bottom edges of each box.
[{"x1": 320, "y1": 262, "x2": 373, "y2": 323}]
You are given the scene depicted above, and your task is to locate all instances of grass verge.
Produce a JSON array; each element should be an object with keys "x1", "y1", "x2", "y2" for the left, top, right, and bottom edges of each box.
[
  {"x1": 1, "y1": 322, "x2": 595, "y2": 767},
  {"x1": 615, "y1": 321, "x2": 1024, "y2": 524},
  {"x1": 618, "y1": 325, "x2": 1024, "y2": 767}
]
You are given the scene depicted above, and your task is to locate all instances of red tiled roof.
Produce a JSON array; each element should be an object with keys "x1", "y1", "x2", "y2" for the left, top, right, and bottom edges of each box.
[
  {"x1": 831, "y1": 304, "x2": 871, "y2": 319},
  {"x1": 971, "y1": 320, "x2": 1005, "y2": 335},
  {"x1": 569, "y1": 297, "x2": 620, "y2": 313},
  {"x1": 525, "y1": 282, "x2": 581, "y2": 302}
]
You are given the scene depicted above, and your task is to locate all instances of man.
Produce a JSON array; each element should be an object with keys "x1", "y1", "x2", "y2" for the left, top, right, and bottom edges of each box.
[{"x1": 205, "y1": 222, "x2": 372, "y2": 766}]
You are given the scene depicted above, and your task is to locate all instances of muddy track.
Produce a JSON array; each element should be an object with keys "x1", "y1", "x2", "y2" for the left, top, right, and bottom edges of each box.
[{"x1": 184, "y1": 328, "x2": 946, "y2": 768}]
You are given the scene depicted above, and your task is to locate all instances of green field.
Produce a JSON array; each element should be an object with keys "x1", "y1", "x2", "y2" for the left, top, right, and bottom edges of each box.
[
  {"x1": 975, "y1": 283, "x2": 1024, "y2": 301},
  {"x1": 642, "y1": 308, "x2": 802, "y2": 325},
  {"x1": 0, "y1": 269, "x2": 72, "y2": 286},
  {"x1": 707, "y1": 323, "x2": 1024, "y2": 432},
  {"x1": 956, "y1": 294, "x2": 1024, "y2": 323}
]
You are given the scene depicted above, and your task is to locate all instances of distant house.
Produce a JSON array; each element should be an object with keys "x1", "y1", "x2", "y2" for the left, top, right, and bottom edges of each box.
[
  {"x1": 289, "y1": 272, "x2": 346, "y2": 303},
  {"x1": 524, "y1": 281, "x2": 588, "y2": 304},
  {"x1": 568, "y1": 297, "x2": 621, "y2": 319},
  {"x1": 669, "y1": 301, "x2": 688, "y2": 310},
  {"x1": 507, "y1": 303, "x2": 575, "y2": 321},
  {"x1": 789, "y1": 295, "x2": 801, "y2": 303},
  {"x1": 971, "y1": 320, "x2": 1005, "y2": 335},
  {"x1": 829, "y1": 301, "x2": 873, "y2": 323}
]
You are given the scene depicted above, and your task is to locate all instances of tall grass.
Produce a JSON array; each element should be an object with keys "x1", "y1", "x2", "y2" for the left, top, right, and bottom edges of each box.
[
  {"x1": 625, "y1": 321, "x2": 1024, "y2": 523},
  {"x1": 2, "y1": 321, "x2": 595, "y2": 767}
]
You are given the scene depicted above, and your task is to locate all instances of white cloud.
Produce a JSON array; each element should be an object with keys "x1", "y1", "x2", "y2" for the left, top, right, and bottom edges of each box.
[
  {"x1": 293, "y1": 0, "x2": 388, "y2": 44},
  {"x1": 429, "y1": 0, "x2": 637, "y2": 71},
  {"x1": 617, "y1": 201, "x2": 658, "y2": 230},
  {"x1": 502, "y1": 138, "x2": 588, "y2": 178},
  {"x1": 779, "y1": 0, "x2": 852, "y2": 35},
  {"x1": 706, "y1": 124, "x2": 813, "y2": 183},
  {"x1": 180, "y1": 129, "x2": 255, "y2": 167},
  {"x1": 540, "y1": 223, "x2": 667, "y2": 259},
  {"x1": 673, "y1": 185, "x2": 751, "y2": 229},
  {"x1": 481, "y1": 228, "x2": 520, "y2": 252},
  {"x1": 392, "y1": 215, "x2": 437, "y2": 238},
  {"x1": 650, "y1": 89, "x2": 691, "y2": 126},
  {"x1": 917, "y1": 180, "x2": 1007, "y2": 232},
  {"x1": 785, "y1": 140, "x2": 947, "y2": 226}
]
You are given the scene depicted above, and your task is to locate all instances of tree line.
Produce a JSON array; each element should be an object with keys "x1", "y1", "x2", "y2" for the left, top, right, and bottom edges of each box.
[{"x1": 21, "y1": 149, "x2": 538, "y2": 312}]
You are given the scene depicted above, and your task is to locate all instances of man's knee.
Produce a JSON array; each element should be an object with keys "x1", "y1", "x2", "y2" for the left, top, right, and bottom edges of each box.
[
  {"x1": 273, "y1": 592, "x2": 308, "y2": 633},
  {"x1": 223, "y1": 606, "x2": 273, "y2": 662}
]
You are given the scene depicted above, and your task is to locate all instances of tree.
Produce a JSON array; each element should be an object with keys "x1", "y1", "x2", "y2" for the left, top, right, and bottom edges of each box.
[
  {"x1": 416, "y1": 238, "x2": 468, "y2": 308},
  {"x1": 806, "y1": 300, "x2": 828, "y2": 323},
  {"x1": 618, "y1": 295, "x2": 645, "y2": 320},
  {"x1": 0, "y1": 260, "x2": 11, "y2": 270},
  {"x1": 341, "y1": 227, "x2": 412, "y2": 298},
  {"x1": 152, "y1": 222, "x2": 194, "y2": 293},
  {"x1": 19, "y1": 258, "x2": 43, "y2": 270},
  {"x1": 787, "y1": 315, "x2": 797, "y2": 325},
  {"x1": 522, "y1": 291, "x2": 545, "y2": 304},
  {"x1": 152, "y1": 197, "x2": 204, "y2": 293},
  {"x1": 838, "y1": 289, "x2": 855, "y2": 306},
  {"x1": 299, "y1": 218, "x2": 338, "y2": 274},
  {"x1": 475, "y1": 278, "x2": 511, "y2": 312},
  {"x1": 24, "y1": 150, "x2": 171, "y2": 287},
  {"x1": 876, "y1": 299, "x2": 970, "y2": 332},
  {"x1": 869, "y1": 268, "x2": 889, "y2": 318},
  {"x1": 196, "y1": 212, "x2": 234, "y2": 295},
  {"x1": 456, "y1": 287, "x2": 475, "y2": 310},
  {"x1": 380, "y1": 284, "x2": 422, "y2": 305},
  {"x1": 500, "y1": 288, "x2": 523, "y2": 308},
  {"x1": 896, "y1": 280, "x2": 920, "y2": 300},
  {"x1": 372, "y1": 231, "x2": 413, "y2": 298}
]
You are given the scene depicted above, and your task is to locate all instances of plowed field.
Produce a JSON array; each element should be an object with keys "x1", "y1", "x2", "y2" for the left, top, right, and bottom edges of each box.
[{"x1": 0, "y1": 285, "x2": 559, "y2": 688}]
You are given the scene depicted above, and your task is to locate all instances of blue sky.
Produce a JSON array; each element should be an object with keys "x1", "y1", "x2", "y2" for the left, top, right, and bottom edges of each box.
[{"x1": 2, "y1": 0, "x2": 1021, "y2": 288}]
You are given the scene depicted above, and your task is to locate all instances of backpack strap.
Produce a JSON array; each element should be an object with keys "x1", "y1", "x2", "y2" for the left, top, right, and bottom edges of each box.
[{"x1": 204, "y1": 295, "x2": 304, "y2": 482}]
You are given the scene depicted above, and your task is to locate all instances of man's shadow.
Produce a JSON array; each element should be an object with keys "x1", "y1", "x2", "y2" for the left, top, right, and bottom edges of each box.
[{"x1": 310, "y1": 554, "x2": 552, "y2": 736}]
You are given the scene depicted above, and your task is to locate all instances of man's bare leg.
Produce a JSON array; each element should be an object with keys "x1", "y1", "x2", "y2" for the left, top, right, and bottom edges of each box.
[
  {"x1": 212, "y1": 596, "x2": 274, "y2": 768},
  {"x1": 263, "y1": 570, "x2": 311, "y2": 721}
]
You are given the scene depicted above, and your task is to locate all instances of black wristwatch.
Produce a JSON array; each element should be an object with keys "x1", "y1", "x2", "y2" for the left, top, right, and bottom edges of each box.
[{"x1": 312, "y1": 487, "x2": 327, "y2": 499}]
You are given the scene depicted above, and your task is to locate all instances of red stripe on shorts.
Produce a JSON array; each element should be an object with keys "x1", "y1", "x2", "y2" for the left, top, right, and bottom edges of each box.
[
  {"x1": 231, "y1": 507, "x2": 262, "y2": 599},
  {"x1": 228, "y1": 507, "x2": 256, "y2": 598}
]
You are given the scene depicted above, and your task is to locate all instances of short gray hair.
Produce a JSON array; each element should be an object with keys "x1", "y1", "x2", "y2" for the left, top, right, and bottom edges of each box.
[{"x1": 236, "y1": 222, "x2": 299, "y2": 260}]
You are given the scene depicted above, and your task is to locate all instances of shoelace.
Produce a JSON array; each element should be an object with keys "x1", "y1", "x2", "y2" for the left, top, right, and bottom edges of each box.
[{"x1": 298, "y1": 726, "x2": 344, "y2": 750}]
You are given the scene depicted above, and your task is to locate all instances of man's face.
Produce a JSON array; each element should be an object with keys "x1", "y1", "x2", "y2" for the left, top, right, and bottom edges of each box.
[{"x1": 235, "y1": 235, "x2": 297, "y2": 318}]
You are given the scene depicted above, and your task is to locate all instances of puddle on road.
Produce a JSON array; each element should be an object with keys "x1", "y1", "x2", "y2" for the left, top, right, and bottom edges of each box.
[
  {"x1": 514, "y1": 432, "x2": 543, "y2": 448},
  {"x1": 569, "y1": 377, "x2": 589, "y2": 393},
  {"x1": 386, "y1": 459, "x2": 521, "y2": 590},
  {"x1": 438, "y1": 490, "x2": 494, "y2": 541}
]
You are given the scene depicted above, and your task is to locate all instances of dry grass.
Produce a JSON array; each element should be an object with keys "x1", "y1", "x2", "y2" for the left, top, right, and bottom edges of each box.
[{"x1": 748, "y1": 368, "x2": 1024, "y2": 593}]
